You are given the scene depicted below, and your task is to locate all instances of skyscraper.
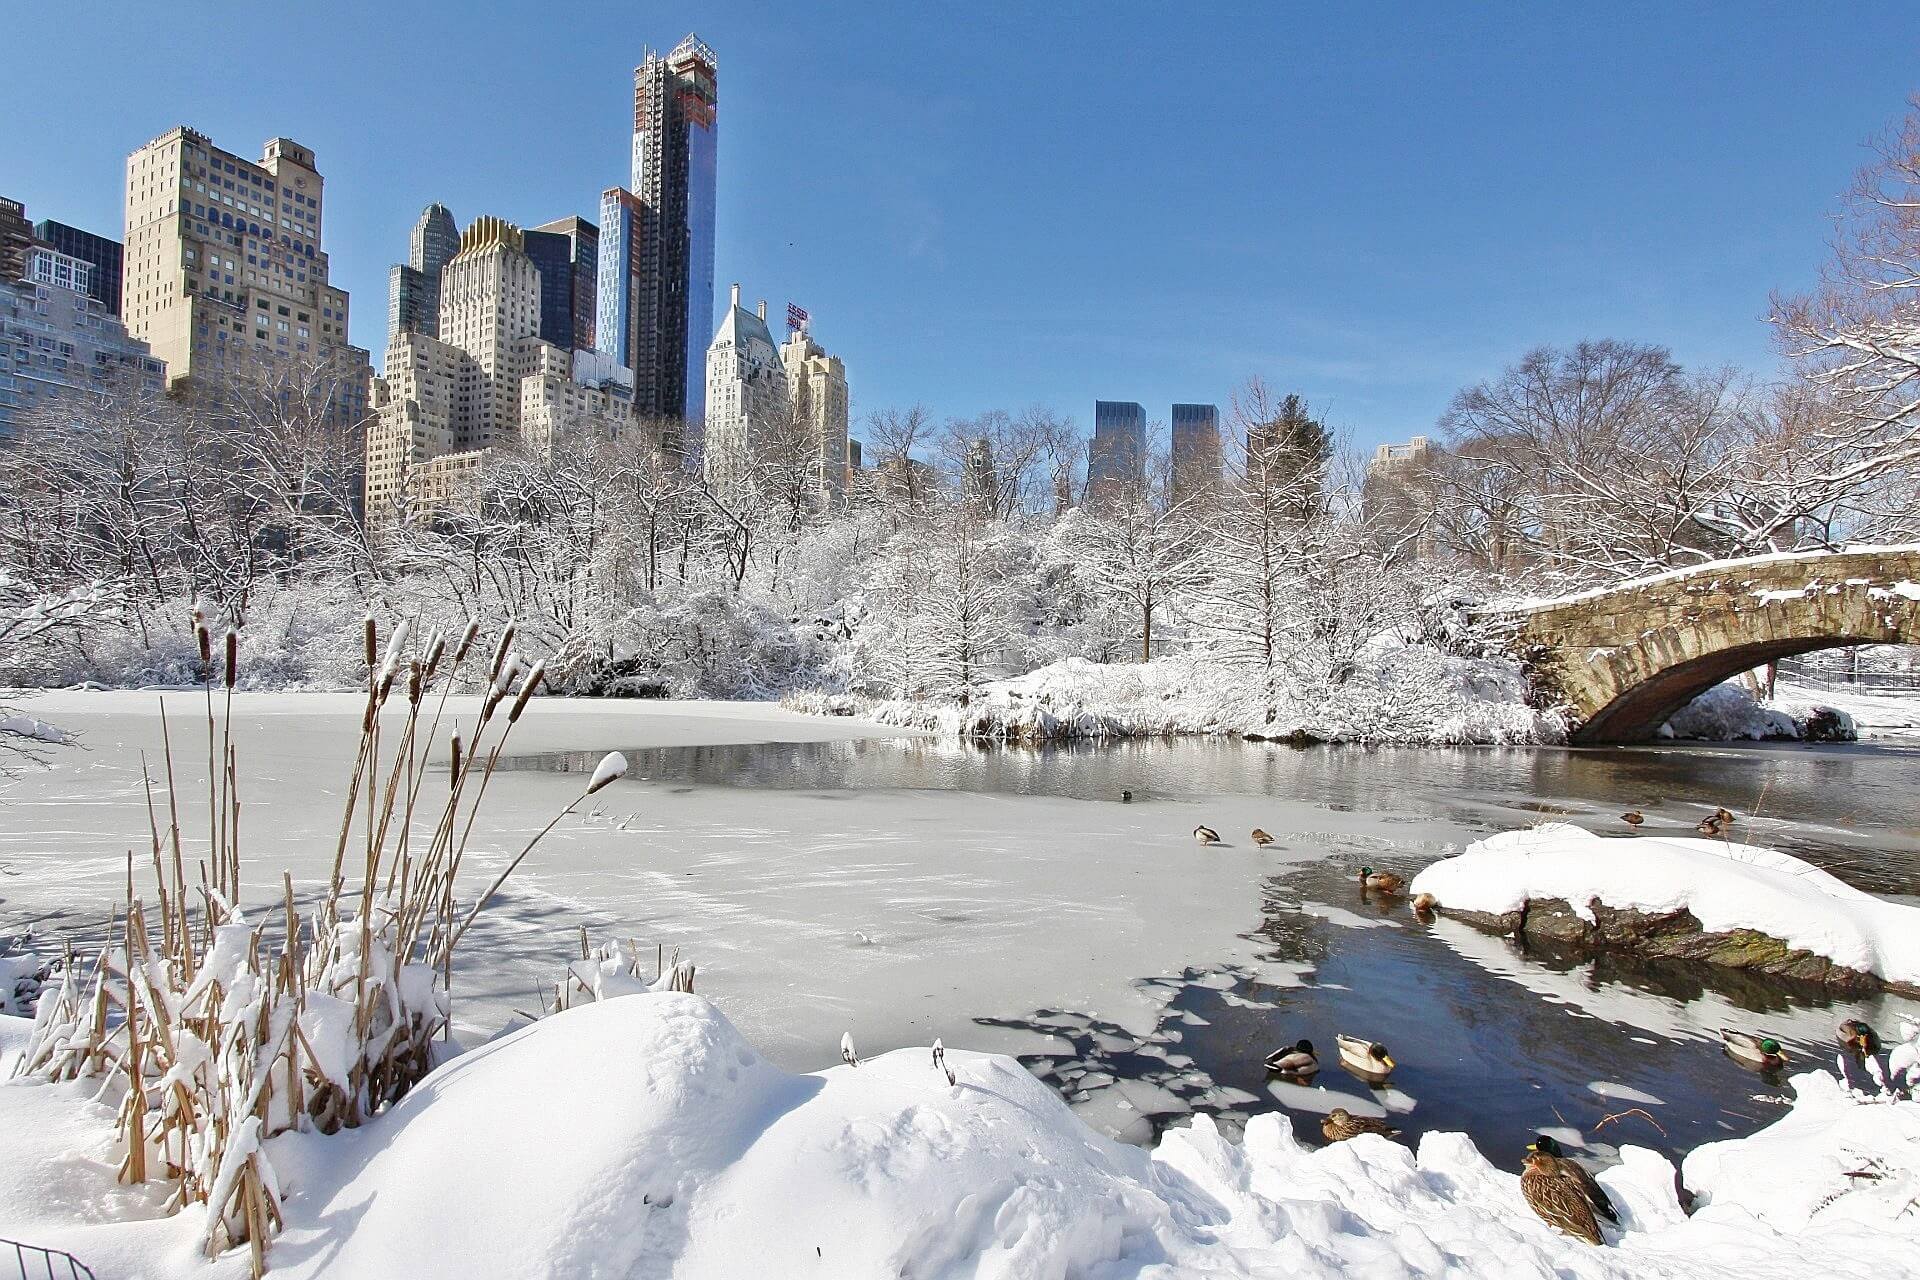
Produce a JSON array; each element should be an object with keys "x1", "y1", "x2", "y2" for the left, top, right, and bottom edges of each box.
[
  {"x1": 120, "y1": 128, "x2": 370, "y2": 425},
  {"x1": 1169, "y1": 402, "x2": 1221, "y2": 505},
  {"x1": 0, "y1": 198, "x2": 32, "y2": 284},
  {"x1": 529, "y1": 215, "x2": 599, "y2": 352},
  {"x1": 366, "y1": 215, "x2": 630, "y2": 516},
  {"x1": 1088, "y1": 400, "x2": 1147, "y2": 501},
  {"x1": 703, "y1": 283, "x2": 789, "y2": 493},
  {"x1": 598, "y1": 33, "x2": 717, "y2": 448},
  {"x1": 780, "y1": 320, "x2": 850, "y2": 510},
  {"x1": 387, "y1": 202, "x2": 458, "y2": 340},
  {"x1": 32, "y1": 219, "x2": 123, "y2": 316}
]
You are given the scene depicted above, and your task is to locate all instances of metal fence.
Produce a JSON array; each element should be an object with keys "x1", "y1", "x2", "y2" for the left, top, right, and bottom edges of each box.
[{"x1": 4, "y1": 1240, "x2": 95, "y2": 1280}]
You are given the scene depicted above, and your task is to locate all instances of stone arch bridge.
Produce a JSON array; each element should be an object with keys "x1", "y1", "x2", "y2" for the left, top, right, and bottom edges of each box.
[{"x1": 1485, "y1": 546, "x2": 1920, "y2": 744}]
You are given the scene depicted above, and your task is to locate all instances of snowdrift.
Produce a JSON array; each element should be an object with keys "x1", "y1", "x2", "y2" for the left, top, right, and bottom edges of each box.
[
  {"x1": 1411, "y1": 823, "x2": 1920, "y2": 989},
  {"x1": 1662, "y1": 681, "x2": 1857, "y2": 742},
  {"x1": 8, "y1": 994, "x2": 1920, "y2": 1278}
]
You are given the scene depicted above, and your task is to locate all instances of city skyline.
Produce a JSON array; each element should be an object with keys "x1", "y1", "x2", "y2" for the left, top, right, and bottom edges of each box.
[{"x1": 3, "y1": 5, "x2": 1918, "y2": 449}]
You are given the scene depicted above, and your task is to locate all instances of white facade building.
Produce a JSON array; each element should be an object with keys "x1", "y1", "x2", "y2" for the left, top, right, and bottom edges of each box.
[{"x1": 702, "y1": 283, "x2": 790, "y2": 493}]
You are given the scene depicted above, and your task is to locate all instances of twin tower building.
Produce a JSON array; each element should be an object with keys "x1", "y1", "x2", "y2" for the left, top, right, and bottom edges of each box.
[{"x1": 366, "y1": 34, "x2": 850, "y2": 518}]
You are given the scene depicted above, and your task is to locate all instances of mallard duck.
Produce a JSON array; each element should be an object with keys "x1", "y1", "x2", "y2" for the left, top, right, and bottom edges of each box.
[
  {"x1": 1264, "y1": 1038, "x2": 1318, "y2": 1075},
  {"x1": 1621, "y1": 810, "x2": 1645, "y2": 827},
  {"x1": 1521, "y1": 1152, "x2": 1604, "y2": 1245},
  {"x1": 1193, "y1": 825, "x2": 1221, "y2": 846},
  {"x1": 1838, "y1": 1019, "x2": 1881, "y2": 1057},
  {"x1": 1713, "y1": 807, "x2": 1734, "y2": 826},
  {"x1": 1359, "y1": 866, "x2": 1406, "y2": 894},
  {"x1": 1251, "y1": 828, "x2": 1275, "y2": 846},
  {"x1": 1336, "y1": 1034, "x2": 1395, "y2": 1077},
  {"x1": 1121, "y1": 790, "x2": 1133, "y2": 803},
  {"x1": 1720, "y1": 1028, "x2": 1787, "y2": 1069},
  {"x1": 1322, "y1": 1107, "x2": 1397, "y2": 1143},
  {"x1": 1696, "y1": 815, "x2": 1725, "y2": 838},
  {"x1": 1527, "y1": 1135, "x2": 1619, "y2": 1226},
  {"x1": 1412, "y1": 892, "x2": 1439, "y2": 914}
]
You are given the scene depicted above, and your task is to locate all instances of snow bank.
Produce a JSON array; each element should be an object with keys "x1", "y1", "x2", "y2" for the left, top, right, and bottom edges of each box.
[
  {"x1": 5, "y1": 993, "x2": 1920, "y2": 1277},
  {"x1": 1662, "y1": 681, "x2": 1856, "y2": 742},
  {"x1": 1411, "y1": 824, "x2": 1920, "y2": 987},
  {"x1": 794, "y1": 646, "x2": 1565, "y2": 746}
]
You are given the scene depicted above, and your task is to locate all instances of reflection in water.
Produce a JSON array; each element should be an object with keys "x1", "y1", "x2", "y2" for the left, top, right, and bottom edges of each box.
[
  {"x1": 504, "y1": 735, "x2": 1920, "y2": 887},
  {"x1": 502, "y1": 733, "x2": 1920, "y2": 1161}
]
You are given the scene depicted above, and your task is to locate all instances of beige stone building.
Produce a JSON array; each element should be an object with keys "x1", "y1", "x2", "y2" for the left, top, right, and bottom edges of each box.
[
  {"x1": 120, "y1": 127, "x2": 369, "y2": 422},
  {"x1": 780, "y1": 325, "x2": 850, "y2": 510},
  {"x1": 366, "y1": 216, "x2": 632, "y2": 517}
]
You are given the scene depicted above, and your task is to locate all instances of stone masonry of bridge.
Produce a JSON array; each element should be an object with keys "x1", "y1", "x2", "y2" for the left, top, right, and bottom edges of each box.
[{"x1": 1494, "y1": 546, "x2": 1920, "y2": 744}]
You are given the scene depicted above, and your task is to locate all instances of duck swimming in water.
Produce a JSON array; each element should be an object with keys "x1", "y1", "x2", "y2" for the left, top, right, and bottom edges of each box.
[
  {"x1": 1359, "y1": 866, "x2": 1406, "y2": 893},
  {"x1": 1336, "y1": 1033, "x2": 1395, "y2": 1078},
  {"x1": 1264, "y1": 1038, "x2": 1318, "y2": 1075},
  {"x1": 1838, "y1": 1019, "x2": 1881, "y2": 1058},
  {"x1": 1721, "y1": 1028, "x2": 1788, "y2": 1070},
  {"x1": 1322, "y1": 1107, "x2": 1397, "y2": 1143}
]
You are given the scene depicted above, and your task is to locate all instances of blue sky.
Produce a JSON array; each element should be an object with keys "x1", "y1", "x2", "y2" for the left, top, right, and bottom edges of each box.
[{"x1": 4, "y1": 3, "x2": 1917, "y2": 449}]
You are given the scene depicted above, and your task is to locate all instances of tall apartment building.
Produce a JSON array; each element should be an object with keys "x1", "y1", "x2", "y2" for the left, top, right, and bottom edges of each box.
[
  {"x1": 702, "y1": 284, "x2": 789, "y2": 493},
  {"x1": 32, "y1": 220, "x2": 123, "y2": 316},
  {"x1": 0, "y1": 245, "x2": 165, "y2": 438},
  {"x1": 366, "y1": 215, "x2": 630, "y2": 516},
  {"x1": 387, "y1": 202, "x2": 458, "y2": 340},
  {"x1": 526, "y1": 216, "x2": 598, "y2": 352},
  {"x1": 1169, "y1": 402, "x2": 1221, "y2": 505},
  {"x1": 0, "y1": 198, "x2": 33, "y2": 283},
  {"x1": 597, "y1": 34, "x2": 717, "y2": 445},
  {"x1": 779, "y1": 322, "x2": 849, "y2": 509},
  {"x1": 120, "y1": 128, "x2": 370, "y2": 425},
  {"x1": 1088, "y1": 399, "x2": 1147, "y2": 501}
]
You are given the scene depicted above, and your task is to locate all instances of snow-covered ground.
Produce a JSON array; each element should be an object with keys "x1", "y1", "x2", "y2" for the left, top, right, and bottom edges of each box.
[
  {"x1": 794, "y1": 646, "x2": 1565, "y2": 745},
  {"x1": 1773, "y1": 675, "x2": 1920, "y2": 736},
  {"x1": 1411, "y1": 823, "x2": 1920, "y2": 988},
  {"x1": 3, "y1": 993, "x2": 1918, "y2": 1279}
]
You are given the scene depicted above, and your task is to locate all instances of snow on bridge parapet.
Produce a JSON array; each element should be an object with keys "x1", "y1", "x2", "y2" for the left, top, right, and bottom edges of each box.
[{"x1": 1475, "y1": 545, "x2": 1920, "y2": 743}]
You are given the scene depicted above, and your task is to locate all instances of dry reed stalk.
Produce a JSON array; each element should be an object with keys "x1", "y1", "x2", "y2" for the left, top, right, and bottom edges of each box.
[{"x1": 20, "y1": 617, "x2": 602, "y2": 1278}]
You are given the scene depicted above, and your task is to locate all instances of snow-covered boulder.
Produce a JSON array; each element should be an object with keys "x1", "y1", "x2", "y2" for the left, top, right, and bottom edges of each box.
[
  {"x1": 1411, "y1": 824, "x2": 1920, "y2": 992},
  {"x1": 1662, "y1": 680, "x2": 1857, "y2": 742}
]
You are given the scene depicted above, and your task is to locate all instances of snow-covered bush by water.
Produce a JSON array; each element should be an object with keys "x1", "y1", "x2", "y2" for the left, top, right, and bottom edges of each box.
[
  {"x1": 1662, "y1": 680, "x2": 1857, "y2": 742},
  {"x1": 793, "y1": 642, "x2": 1566, "y2": 745}
]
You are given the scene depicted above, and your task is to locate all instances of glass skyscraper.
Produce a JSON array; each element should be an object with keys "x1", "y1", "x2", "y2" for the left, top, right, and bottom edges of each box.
[
  {"x1": 387, "y1": 203, "x2": 458, "y2": 341},
  {"x1": 624, "y1": 33, "x2": 718, "y2": 451},
  {"x1": 1169, "y1": 402, "x2": 1221, "y2": 504},
  {"x1": 1089, "y1": 400, "x2": 1147, "y2": 500}
]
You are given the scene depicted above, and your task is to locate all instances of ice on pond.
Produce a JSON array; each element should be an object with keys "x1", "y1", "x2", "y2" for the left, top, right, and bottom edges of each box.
[{"x1": 1589, "y1": 1080, "x2": 1666, "y2": 1107}]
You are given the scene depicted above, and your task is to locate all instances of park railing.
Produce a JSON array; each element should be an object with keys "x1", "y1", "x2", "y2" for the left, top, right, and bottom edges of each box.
[{"x1": 4, "y1": 1239, "x2": 95, "y2": 1280}]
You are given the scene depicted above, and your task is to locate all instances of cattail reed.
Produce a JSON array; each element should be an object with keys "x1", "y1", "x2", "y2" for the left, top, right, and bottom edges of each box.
[
  {"x1": 224, "y1": 630, "x2": 238, "y2": 690},
  {"x1": 363, "y1": 616, "x2": 378, "y2": 671},
  {"x1": 508, "y1": 661, "x2": 545, "y2": 722}
]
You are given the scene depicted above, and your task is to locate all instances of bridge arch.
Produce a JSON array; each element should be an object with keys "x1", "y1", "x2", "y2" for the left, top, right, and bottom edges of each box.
[{"x1": 1493, "y1": 547, "x2": 1920, "y2": 744}]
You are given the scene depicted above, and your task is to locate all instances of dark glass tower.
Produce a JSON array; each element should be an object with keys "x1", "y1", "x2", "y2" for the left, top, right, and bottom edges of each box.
[
  {"x1": 1169, "y1": 402, "x2": 1221, "y2": 504},
  {"x1": 628, "y1": 33, "x2": 718, "y2": 452},
  {"x1": 33, "y1": 219, "x2": 123, "y2": 316},
  {"x1": 1089, "y1": 400, "x2": 1147, "y2": 500}
]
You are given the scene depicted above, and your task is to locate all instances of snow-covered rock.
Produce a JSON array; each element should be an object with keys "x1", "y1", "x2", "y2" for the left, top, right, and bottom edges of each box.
[
  {"x1": 6, "y1": 993, "x2": 1920, "y2": 1277},
  {"x1": 1411, "y1": 824, "x2": 1920, "y2": 989}
]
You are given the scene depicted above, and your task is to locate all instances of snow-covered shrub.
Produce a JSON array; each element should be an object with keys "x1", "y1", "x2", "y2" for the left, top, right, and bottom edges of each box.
[{"x1": 1662, "y1": 681, "x2": 1857, "y2": 742}]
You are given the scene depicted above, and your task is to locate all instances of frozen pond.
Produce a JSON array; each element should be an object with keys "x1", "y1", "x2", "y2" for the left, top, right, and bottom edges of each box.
[{"x1": 4, "y1": 691, "x2": 1918, "y2": 1169}]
